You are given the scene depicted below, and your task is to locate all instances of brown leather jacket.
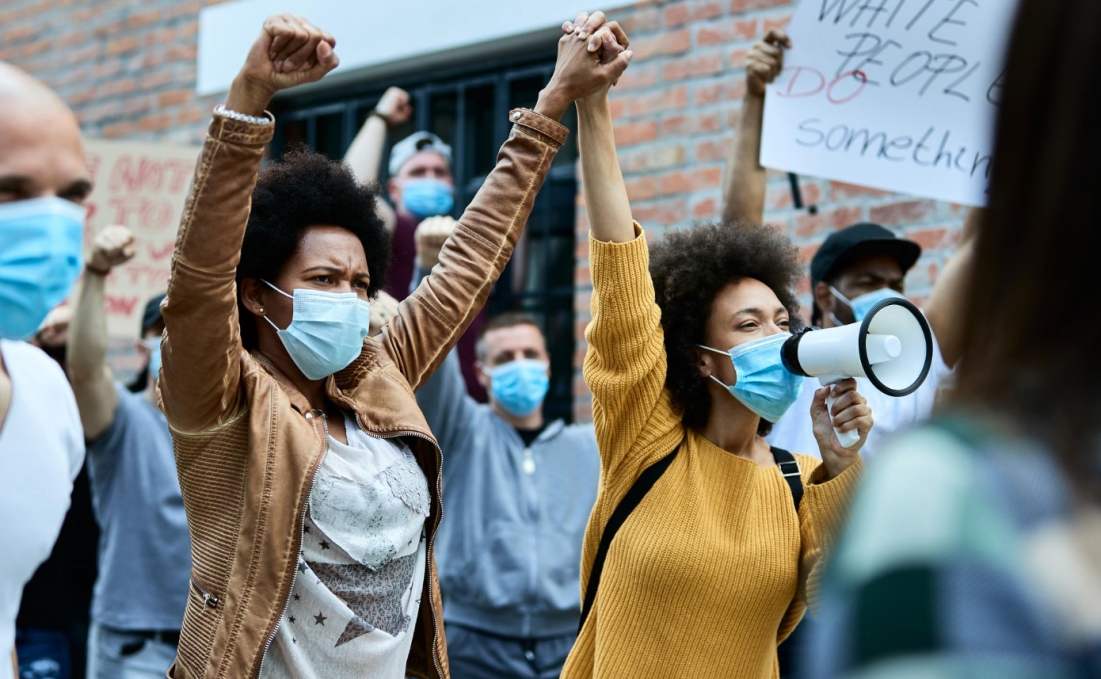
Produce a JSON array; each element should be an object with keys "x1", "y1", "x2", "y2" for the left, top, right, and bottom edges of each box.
[{"x1": 159, "y1": 108, "x2": 567, "y2": 679}]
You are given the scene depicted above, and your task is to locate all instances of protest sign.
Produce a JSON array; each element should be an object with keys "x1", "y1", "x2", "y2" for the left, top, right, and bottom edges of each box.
[
  {"x1": 83, "y1": 139, "x2": 199, "y2": 338},
  {"x1": 760, "y1": 0, "x2": 1017, "y2": 206}
]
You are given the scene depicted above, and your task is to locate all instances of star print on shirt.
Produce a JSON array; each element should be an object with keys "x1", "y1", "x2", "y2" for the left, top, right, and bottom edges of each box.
[
  {"x1": 304, "y1": 525, "x2": 311, "y2": 533},
  {"x1": 293, "y1": 594, "x2": 301, "y2": 601},
  {"x1": 289, "y1": 616, "x2": 296, "y2": 624},
  {"x1": 298, "y1": 561, "x2": 308, "y2": 574},
  {"x1": 314, "y1": 612, "x2": 327, "y2": 626},
  {"x1": 320, "y1": 540, "x2": 331, "y2": 550}
]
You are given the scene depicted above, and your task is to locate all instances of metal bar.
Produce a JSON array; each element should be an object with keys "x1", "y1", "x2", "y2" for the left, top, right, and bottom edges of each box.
[{"x1": 787, "y1": 172, "x2": 804, "y2": 210}]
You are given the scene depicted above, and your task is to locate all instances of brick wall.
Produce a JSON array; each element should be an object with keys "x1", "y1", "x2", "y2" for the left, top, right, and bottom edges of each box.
[
  {"x1": 570, "y1": 0, "x2": 969, "y2": 420},
  {"x1": 0, "y1": 0, "x2": 221, "y2": 144}
]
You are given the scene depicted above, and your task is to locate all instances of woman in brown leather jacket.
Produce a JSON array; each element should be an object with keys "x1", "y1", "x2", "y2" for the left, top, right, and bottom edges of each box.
[{"x1": 157, "y1": 12, "x2": 632, "y2": 679}]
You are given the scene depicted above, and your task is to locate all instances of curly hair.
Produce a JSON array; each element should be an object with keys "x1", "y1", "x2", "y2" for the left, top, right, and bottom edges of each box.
[
  {"x1": 649, "y1": 222, "x2": 805, "y2": 434},
  {"x1": 236, "y1": 146, "x2": 391, "y2": 349}
]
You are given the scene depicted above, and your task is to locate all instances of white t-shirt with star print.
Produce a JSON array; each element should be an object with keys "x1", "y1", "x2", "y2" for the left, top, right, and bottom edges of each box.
[{"x1": 259, "y1": 414, "x2": 430, "y2": 679}]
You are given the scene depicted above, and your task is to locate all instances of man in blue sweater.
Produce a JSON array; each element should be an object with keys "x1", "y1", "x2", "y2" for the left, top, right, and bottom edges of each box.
[{"x1": 411, "y1": 220, "x2": 600, "y2": 679}]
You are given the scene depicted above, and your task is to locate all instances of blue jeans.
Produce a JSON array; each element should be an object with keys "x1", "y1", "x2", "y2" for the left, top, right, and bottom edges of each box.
[
  {"x1": 16, "y1": 628, "x2": 71, "y2": 679},
  {"x1": 86, "y1": 624, "x2": 177, "y2": 679}
]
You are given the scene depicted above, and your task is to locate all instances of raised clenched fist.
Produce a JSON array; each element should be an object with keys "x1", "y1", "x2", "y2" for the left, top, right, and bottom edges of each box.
[
  {"x1": 226, "y1": 14, "x2": 339, "y2": 115},
  {"x1": 415, "y1": 216, "x2": 457, "y2": 271},
  {"x1": 747, "y1": 29, "x2": 792, "y2": 97},
  {"x1": 375, "y1": 87, "x2": 412, "y2": 127},
  {"x1": 87, "y1": 225, "x2": 136, "y2": 275}
]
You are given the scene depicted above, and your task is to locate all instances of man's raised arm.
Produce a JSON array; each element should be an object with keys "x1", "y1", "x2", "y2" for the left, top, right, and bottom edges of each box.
[
  {"x1": 722, "y1": 30, "x2": 791, "y2": 226},
  {"x1": 68, "y1": 226, "x2": 135, "y2": 439},
  {"x1": 343, "y1": 87, "x2": 412, "y2": 234}
]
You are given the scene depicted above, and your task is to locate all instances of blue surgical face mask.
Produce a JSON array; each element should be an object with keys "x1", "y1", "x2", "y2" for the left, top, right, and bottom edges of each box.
[
  {"x1": 261, "y1": 281, "x2": 371, "y2": 381},
  {"x1": 142, "y1": 338, "x2": 162, "y2": 382},
  {"x1": 401, "y1": 178, "x2": 454, "y2": 220},
  {"x1": 699, "y1": 333, "x2": 804, "y2": 423},
  {"x1": 0, "y1": 197, "x2": 86, "y2": 340},
  {"x1": 830, "y1": 285, "x2": 904, "y2": 323},
  {"x1": 489, "y1": 359, "x2": 550, "y2": 417}
]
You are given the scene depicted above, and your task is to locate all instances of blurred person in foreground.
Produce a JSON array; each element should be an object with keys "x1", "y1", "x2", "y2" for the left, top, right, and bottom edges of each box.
[
  {"x1": 16, "y1": 307, "x2": 99, "y2": 679},
  {"x1": 66, "y1": 225, "x2": 189, "y2": 679},
  {"x1": 157, "y1": 13, "x2": 625, "y2": 679},
  {"x1": 724, "y1": 30, "x2": 977, "y2": 462},
  {"x1": 0, "y1": 63, "x2": 87, "y2": 679},
  {"x1": 344, "y1": 86, "x2": 489, "y2": 401},
  {"x1": 807, "y1": 0, "x2": 1101, "y2": 675},
  {"x1": 560, "y1": 12, "x2": 870, "y2": 679},
  {"x1": 410, "y1": 218, "x2": 599, "y2": 678}
]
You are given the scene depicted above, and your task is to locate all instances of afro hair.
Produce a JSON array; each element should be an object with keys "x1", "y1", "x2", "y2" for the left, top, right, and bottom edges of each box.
[
  {"x1": 236, "y1": 146, "x2": 391, "y2": 349},
  {"x1": 649, "y1": 222, "x2": 804, "y2": 434}
]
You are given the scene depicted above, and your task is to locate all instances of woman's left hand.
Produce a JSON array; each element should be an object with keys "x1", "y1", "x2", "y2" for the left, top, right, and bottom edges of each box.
[{"x1": 811, "y1": 378, "x2": 872, "y2": 478}]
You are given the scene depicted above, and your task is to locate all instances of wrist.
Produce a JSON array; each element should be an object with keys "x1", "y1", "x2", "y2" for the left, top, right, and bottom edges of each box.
[
  {"x1": 85, "y1": 262, "x2": 110, "y2": 277},
  {"x1": 368, "y1": 110, "x2": 390, "y2": 128},
  {"x1": 225, "y1": 74, "x2": 274, "y2": 118},
  {"x1": 534, "y1": 86, "x2": 571, "y2": 121}
]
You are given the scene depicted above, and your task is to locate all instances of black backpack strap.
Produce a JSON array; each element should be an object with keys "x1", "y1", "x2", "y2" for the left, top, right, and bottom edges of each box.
[
  {"x1": 578, "y1": 444, "x2": 680, "y2": 633},
  {"x1": 771, "y1": 447, "x2": 803, "y2": 511}
]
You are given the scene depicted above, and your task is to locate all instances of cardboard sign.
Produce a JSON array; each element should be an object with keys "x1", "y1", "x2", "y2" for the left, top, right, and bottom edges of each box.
[
  {"x1": 83, "y1": 139, "x2": 200, "y2": 338},
  {"x1": 760, "y1": 0, "x2": 1017, "y2": 206}
]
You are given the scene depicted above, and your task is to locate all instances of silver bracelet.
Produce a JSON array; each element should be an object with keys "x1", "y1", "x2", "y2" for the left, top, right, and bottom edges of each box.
[{"x1": 214, "y1": 104, "x2": 273, "y2": 126}]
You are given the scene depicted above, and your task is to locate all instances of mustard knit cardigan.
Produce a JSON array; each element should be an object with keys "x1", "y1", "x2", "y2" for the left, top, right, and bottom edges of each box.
[{"x1": 562, "y1": 227, "x2": 862, "y2": 679}]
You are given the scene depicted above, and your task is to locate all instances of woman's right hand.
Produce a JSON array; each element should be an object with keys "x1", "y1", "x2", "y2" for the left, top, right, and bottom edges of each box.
[{"x1": 226, "y1": 15, "x2": 339, "y2": 116}]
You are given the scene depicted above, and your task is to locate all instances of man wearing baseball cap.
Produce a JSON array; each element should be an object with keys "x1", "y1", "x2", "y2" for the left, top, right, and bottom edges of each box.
[{"x1": 344, "y1": 87, "x2": 455, "y2": 301}]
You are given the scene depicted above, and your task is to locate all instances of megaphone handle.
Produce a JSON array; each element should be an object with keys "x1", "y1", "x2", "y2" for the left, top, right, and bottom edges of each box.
[{"x1": 822, "y1": 380, "x2": 861, "y2": 449}]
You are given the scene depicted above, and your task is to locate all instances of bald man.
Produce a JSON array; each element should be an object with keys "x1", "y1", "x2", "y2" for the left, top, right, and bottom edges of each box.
[{"x1": 0, "y1": 62, "x2": 88, "y2": 679}]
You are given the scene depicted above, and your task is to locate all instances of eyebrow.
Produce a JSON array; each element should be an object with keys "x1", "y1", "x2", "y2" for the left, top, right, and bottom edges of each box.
[
  {"x1": 302, "y1": 265, "x2": 370, "y2": 279},
  {"x1": 60, "y1": 179, "x2": 93, "y2": 199},
  {"x1": 732, "y1": 306, "x2": 788, "y2": 319},
  {"x1": 0, "y1": 175, "x2": 34, "y2": 192}
]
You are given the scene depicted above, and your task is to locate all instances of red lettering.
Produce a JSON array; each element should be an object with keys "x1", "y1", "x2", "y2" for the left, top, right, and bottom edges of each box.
[
  {"x1": 774, "y1": 66, "x2": 826, "y2": 98},
  {"x1": 105, "y1": 295, "x2": 139, "y2": 317},
  {"x1": 827, "y1": 70, "x2": 868, "y2": 104}
]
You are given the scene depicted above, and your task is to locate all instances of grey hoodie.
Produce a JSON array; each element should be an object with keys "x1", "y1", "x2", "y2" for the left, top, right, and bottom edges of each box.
[{"x1": 415, "y1": 349, "x2": 599, "y2": 638}]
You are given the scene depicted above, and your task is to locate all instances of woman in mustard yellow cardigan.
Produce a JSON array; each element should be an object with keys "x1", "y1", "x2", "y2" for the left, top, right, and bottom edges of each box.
[{"x1": 561, "y1": 16, "x2": 871, "y2": 679}]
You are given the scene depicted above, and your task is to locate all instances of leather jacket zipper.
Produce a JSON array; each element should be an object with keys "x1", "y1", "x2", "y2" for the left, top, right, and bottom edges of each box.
[
  {"x1": 253, "y1": 409, "x2": 329, "y2": 679},
  {"x1": 190, "y1": 577, "x2": 219, "y2": 610},
  {"x1": 356, "y1": 413, "x2": 445, "y2": 679}
]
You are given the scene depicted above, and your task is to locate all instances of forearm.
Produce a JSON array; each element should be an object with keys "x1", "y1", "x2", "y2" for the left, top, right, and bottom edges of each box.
[
  {"x1": 577, "y1": 96, "x2": 634, "y2": 244},
  {"x1": 68, "y1": 271, "x2": 110, "y2": 384},
  {"x1": 345, "y1": 115, "x2": 387, "y2": 184},
  {"x1": 67, "y1": 270, "x2": 119, "y2": 438},
  {"x1": 721, "y1": 93, "x2": 767, "y2": 225}
]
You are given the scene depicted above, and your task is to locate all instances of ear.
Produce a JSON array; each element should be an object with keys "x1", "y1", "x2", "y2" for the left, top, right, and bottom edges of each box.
[
  {"x1": 813, "y1": 281, "x2": 835, "y2": 323},
  {"x1": 475, "y1": 361, "x2": 492, "y2": 391},
  {"x1": 239, "y1": 278, "x2": 268, "y2": 317},
  {"x1": 695, "y1": 347, "x2": 715, "y2": 380},
  {"x1": 387, "y1": 178, "x2": 402, "y2": 207}
]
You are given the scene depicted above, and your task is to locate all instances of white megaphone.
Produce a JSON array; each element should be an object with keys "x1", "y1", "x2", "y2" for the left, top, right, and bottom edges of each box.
[{"x1": 780, "y1": 297, "x2": 933, "y2": 448}]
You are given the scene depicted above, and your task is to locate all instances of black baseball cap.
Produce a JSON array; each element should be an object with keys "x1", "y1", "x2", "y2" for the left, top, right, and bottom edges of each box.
[
  {"x1": 142, "y1": 293, "x2": 167, "y2": 334},
  {"x1": 810, "y1": 223, "x2": 922, "y2": 288}
]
